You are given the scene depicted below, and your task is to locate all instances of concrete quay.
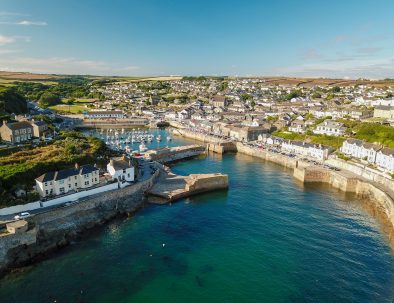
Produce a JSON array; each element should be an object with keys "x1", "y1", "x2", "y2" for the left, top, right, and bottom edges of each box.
[
  {"x1": 144, "y1": 144, "x2": 206, "y2": 163},
  {"x1": 147, "y1": 166, "x2": 228, "y2": 204}
]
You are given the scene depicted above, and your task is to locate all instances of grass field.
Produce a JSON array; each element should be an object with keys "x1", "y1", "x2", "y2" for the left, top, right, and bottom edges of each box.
[
  {"x1": 62, "y1": 98, "x2": 96, "y2": 104},
  {"x1": 49, "y1": 104, "x2": 89, "y2": 114}
]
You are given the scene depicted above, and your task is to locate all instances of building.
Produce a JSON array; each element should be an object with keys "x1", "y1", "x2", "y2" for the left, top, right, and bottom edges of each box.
[
  {"x1": 229, "y1": 125, "x2": 269, "y2": 142},
  {"x1": 340, "y1": 139, "x2": 381, "y2": 163},
  {"x1": 375, "y1": 147, "x2": 394, "y2": 173},
  {"x1": 0, "y1": 121, "x2": 33, "y2": 144},
  {"x1": 289, "y1": 120, "x2": 306, "y2": 133},
  {"x1": 84, "y1": 110, "x2": 124, "y2": 119},
  {"x1": 30, "y1": 120, "x2": 49, "y2": 138},
  {"x1": 211, "y1": 95, "x2": 228, "y2": 108},
  {"x1": 107, "y1": 155, "x2": 135, "y2": 182},
  {"x1": 373, "y1": 106, "x2": 394, "y2": 121},
  {"x1": 35, "y1": 164, "x2": 100, "y2": 198},
  {"x1": 281, "y1": 140, "x2": 332, "y2": 160},
  {"x1": 313, "y1": 120, "x2": 346, "y2": 136}
]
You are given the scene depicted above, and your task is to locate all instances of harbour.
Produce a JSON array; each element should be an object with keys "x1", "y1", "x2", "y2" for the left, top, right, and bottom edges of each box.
[{"x1": 0, "y1": 129, "x2": 393, "y2": 303}]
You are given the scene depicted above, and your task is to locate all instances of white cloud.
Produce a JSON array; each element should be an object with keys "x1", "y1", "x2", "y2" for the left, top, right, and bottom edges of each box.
[
  {"x1": 0, "y1": 56, "x2": 140, "y2": 76},
  {"x1": 0, "y1": 35, "x2": 15, "y2": 45},
  {"x1": 274, "y1": 56, "x2": 394, "y2": 79},
  {"x1": 0, "y1": 20, "x2": 48, "y2": 26},
  {"x1": 18, "y1": 20, "x2": 47, "y2": 26}
]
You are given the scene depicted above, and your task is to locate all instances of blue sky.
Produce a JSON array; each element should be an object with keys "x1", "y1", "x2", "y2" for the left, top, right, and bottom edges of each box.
[{"x1": 1, "y1": 0, "x2": 394, "y2": 78}]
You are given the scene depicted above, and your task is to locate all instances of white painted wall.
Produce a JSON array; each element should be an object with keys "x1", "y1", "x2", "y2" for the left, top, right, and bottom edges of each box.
[{"x1": 0, "y1": 182, "x2": 130, "y2": 216}]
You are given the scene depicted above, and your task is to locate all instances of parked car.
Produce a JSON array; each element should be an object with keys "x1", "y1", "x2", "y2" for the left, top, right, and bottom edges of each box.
[{"x1": 14, "y1": 212, "x2": 31, "y2": 220}]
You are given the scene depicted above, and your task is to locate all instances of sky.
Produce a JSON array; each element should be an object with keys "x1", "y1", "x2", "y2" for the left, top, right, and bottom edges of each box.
[{"x1": 0, "y1": 0, "x2": 394, "y2": 78}]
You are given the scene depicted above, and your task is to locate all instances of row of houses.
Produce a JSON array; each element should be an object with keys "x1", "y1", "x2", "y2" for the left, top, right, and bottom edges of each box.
[
  {"x1": 35, "y1": 156, "x2": 135, "y2": 198},
  {"x1": 258, "y1": 134, "x2": 333, "y2": 160},
  {"x1": 340, "y1": 139, "x2": 394, "y2": 172},
  {"x1": 0, "y1": 120, "x2": 49, "y2": 144}
]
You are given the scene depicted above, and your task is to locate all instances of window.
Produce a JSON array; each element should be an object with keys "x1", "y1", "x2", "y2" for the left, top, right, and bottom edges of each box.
[
  {"x1": 45, "y1": 190, "x2": 48, "y2": 195},
  {"x1": 45, "y1": 182, "x2": 48, "y2": 186},
  {"x1": 59, "y1": 180, "x2": 64, "y2": 184},
  {"x1": 95, "y1": 178, "x2": 97, "y2": 182},
  {"x1": 75, "y1": 183, "x2": 78, "y2": 187},
  {"x1": 60, "y1": 187, "x2": 65, "y2": 193},
  {"x1": 85, "y1": 181, "x2": 89, "y2": 186},
  {"x1": 75, "y1": 176, "x2": 77, "y2": 180},
  {"x1": 68, "y1": 184, "x2": 71, "y2": 188}
]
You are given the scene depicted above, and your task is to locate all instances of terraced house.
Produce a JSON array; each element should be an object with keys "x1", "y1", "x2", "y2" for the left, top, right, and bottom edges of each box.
[
  {"x1": 0, "y1": 121, "x2": 33, "y2": 143},
  {"x1": 313, "y1": 120, "x2": 347, "y2": 137},
  {"x1": 35, "y1": 164, "x2": 100, "y2": 198}
]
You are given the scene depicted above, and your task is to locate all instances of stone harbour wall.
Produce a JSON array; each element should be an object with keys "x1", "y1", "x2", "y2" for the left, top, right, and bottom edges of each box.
[{"x1": 0, "y1": 170, "x2": 159, "y2": 278}]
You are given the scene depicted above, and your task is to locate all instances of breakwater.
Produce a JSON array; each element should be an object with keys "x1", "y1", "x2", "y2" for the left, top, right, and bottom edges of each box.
[
  {"x1": 173, "y1": 128, "x2": 394, "y2": 242},
  {"x1": 0, "y1": 170, "x2": 159, "y2": 278},
  {"x1": 144, "y1": 144, "x2": 206, "y2": 163},
  {"x1": 147, "y1": 166, "x2": 228, "y2": 203}
]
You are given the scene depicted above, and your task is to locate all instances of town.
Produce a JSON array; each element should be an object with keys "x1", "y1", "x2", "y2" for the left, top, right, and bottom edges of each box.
[{"x1": 0, "y1": 77, "x2": 394, "y2": 211}]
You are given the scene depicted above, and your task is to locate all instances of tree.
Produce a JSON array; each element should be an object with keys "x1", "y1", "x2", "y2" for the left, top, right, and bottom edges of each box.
[
  {"x1": 39, "y1": 92, "x2": 61, "y2": 108},
  {"x1": 0, "y1": 87, "x2": 27, "y2": 114},
  {"x1": 311, "y1": 92, "x2": 321, "y2": 99},
  {"x1": 240, "y1": 93, "x2": 252, "y2": 101},
  {"x1": 331, "y1": 86, "x2": 341, "y2": 93}
]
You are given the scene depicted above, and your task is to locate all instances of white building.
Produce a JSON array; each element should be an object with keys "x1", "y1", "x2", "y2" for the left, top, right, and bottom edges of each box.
[
  {"x1": 107, "y1": 156, "x2": 135, "y2": 182},
  {"x1": 375, "y1": 148, "x2": 394, "y2": 173},
  {"x1": 340, "y1": 139, "x2": 381, "y2": 163},
  {"x1": 35, "y1": 164, "x2": 100, "y2": 198},
  {"x1": 281, "y1": 140, "x2": 332, "y2": 160},
  {"x1": 84, "y1": 110, "x2": 124, "y2": 119},
  {"x1": 313, "y1": 120, "x2": 346, "y2": 137},
  {"x1": 289, "y1": 120, "x2": 306, "y2": 133}
]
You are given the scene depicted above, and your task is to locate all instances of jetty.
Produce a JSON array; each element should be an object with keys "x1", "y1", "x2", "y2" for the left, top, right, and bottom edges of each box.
[
  {"x1": 147, "y1": 166, "x2": 228, "y2": 204},
  {"x1": 144, "y1": 144, "x2": 206, "y2": 163}
]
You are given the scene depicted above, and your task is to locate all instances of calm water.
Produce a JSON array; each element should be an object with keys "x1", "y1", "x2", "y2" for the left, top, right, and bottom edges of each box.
[{"x1": 1, "y1": 130, "x2": 394, "y2": 303}]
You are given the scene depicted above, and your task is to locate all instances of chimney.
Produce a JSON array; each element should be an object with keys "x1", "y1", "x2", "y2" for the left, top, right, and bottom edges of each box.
[
  {"x1": 110, "y1": 159, "x2": 114, "y2": 166},
  {"x1": 2, "y1": 120, "x2": 6, "y2": 126},
  {"x1": 75, "y1": 163, "x2": 79, "y2": 170}
]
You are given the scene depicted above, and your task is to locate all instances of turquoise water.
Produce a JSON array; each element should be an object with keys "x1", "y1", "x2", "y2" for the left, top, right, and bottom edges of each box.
[{"x1": 1, "y1": 132, "x2": 394, "y2": 302}]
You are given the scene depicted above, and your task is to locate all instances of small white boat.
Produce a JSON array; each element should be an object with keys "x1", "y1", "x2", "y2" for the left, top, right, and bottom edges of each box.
[{"x1": 139, "y1": 142, "x2": 147, "y2": 152}]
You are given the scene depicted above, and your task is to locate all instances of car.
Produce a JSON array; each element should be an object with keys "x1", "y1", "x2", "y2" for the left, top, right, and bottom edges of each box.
[{"x1": 14, "y1": 212, "x2": 31, "y2": 220}]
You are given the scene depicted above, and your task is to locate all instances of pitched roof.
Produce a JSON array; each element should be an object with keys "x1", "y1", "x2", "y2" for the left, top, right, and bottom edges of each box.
[
  {"x1": 3, "y1": 121, "x2": 32, "y2": 131},
  {"x1": 35, "y1": 164, "x2": 98, "y2": 183}
]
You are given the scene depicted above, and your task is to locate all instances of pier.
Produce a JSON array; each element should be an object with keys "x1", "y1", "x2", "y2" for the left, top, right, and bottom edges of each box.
[
  {"x1": 147, "y1": 166, "x2": 228, "y2": 204},
  {"x1": 144, "y1": 144, "x2": 206, "y2": 163}
]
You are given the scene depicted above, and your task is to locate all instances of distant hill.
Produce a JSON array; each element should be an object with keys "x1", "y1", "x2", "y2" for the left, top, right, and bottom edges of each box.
[{"x1": 0, "y1": 71, "x2": 62, "y2": 81}]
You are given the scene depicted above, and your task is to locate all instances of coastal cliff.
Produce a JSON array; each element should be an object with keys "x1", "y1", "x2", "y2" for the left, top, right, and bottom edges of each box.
[{"x1": 0, "y1": 171, "x2": 159, "y2": 278}]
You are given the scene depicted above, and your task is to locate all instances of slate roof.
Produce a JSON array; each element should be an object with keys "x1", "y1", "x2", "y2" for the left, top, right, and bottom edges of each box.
[
  {"x1": 110, "y1": 158, "x2": 132, "y2": 171},
  {"x1": 35, "y1": 164, "x2": 98, "y2": 183},
  {"x1": 3, "y1": 121, "x2": 32, "y2": 131}
]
